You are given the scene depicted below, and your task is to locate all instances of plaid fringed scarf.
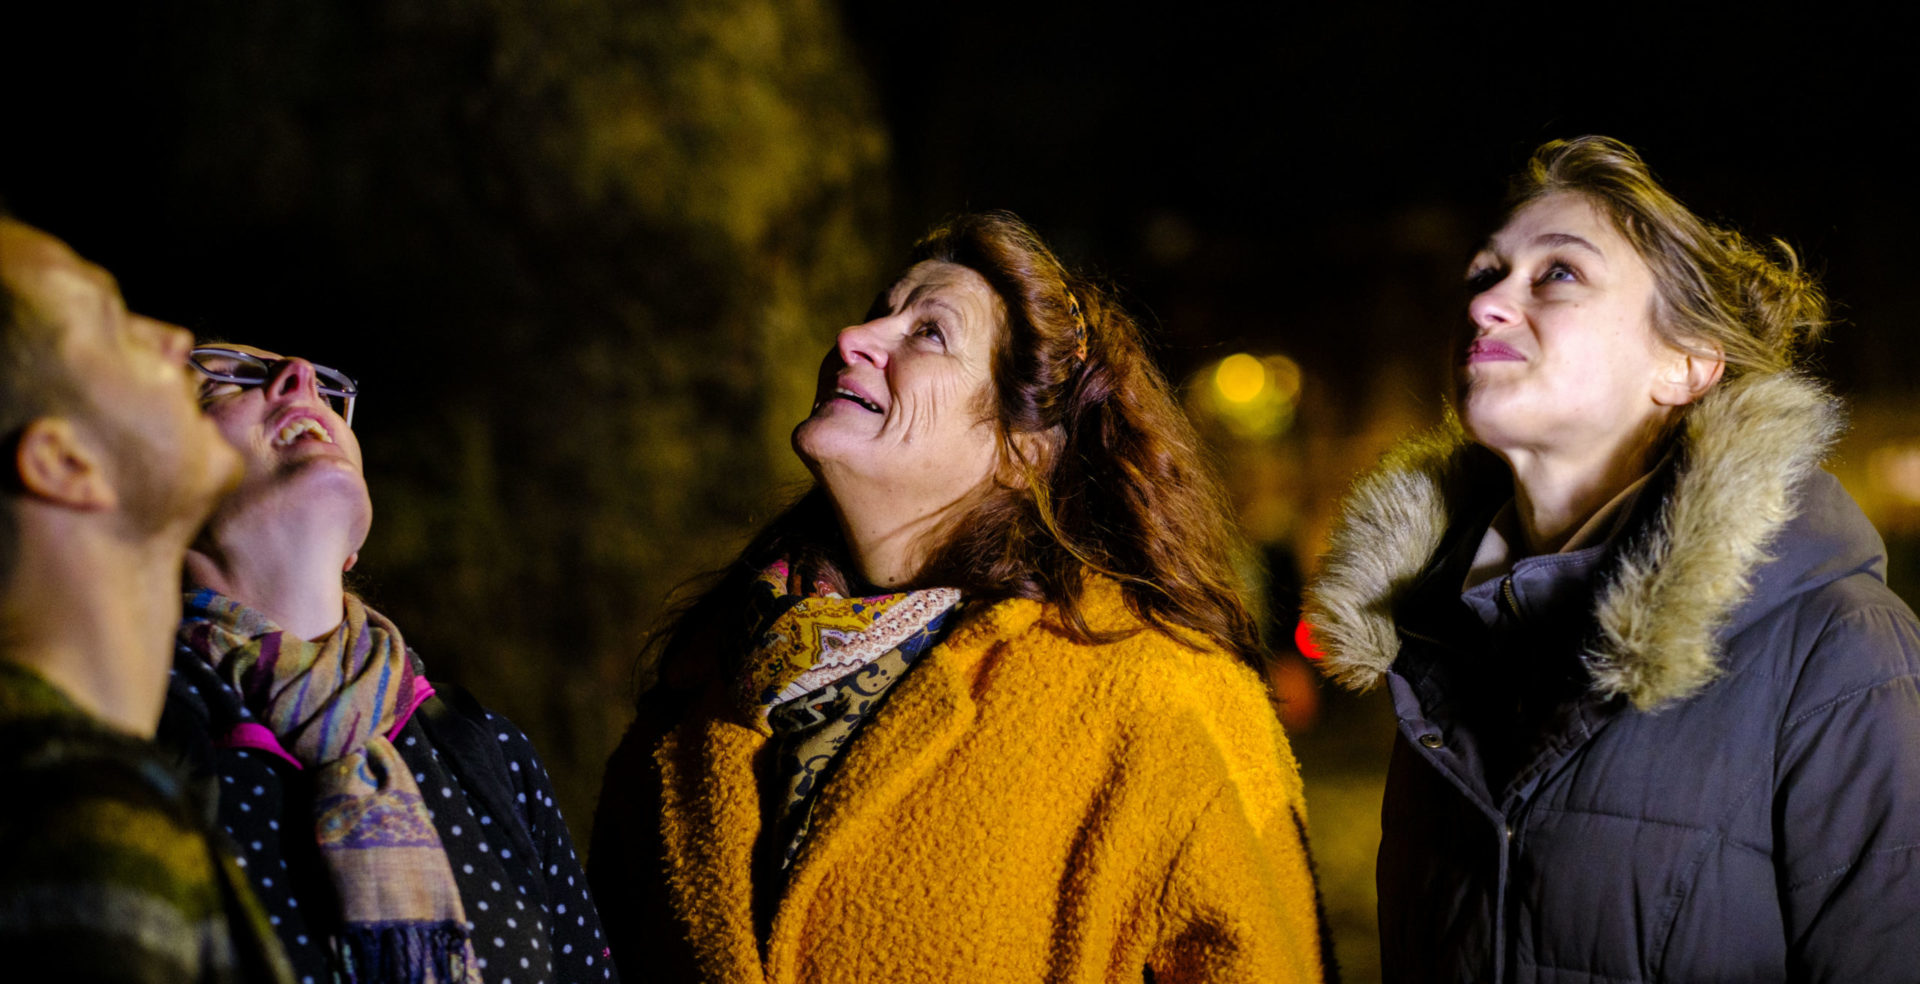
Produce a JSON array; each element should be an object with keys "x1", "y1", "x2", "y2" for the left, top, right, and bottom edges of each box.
[{"x1": 179, "y1": 589, "x2": 480, "y2": 984}]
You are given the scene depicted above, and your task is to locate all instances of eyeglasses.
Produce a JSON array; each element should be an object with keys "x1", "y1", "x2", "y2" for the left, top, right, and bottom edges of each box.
[{"x1": 188, "y1": 346, "x2": 359, "y2": 426}]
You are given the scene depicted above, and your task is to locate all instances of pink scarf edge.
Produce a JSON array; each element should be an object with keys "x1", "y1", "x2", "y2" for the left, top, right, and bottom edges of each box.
[{"x1": 215, "y1": 679, "x2": 439, "y2": 770}]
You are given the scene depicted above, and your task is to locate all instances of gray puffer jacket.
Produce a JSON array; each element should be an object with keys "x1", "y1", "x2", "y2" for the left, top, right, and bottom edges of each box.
[{"x1": 1306, "y1": 373, "x2": 1920, "y2": 983}]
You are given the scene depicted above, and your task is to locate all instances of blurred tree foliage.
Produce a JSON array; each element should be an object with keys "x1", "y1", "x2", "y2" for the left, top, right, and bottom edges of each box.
[{"x1": 14, "y1": 0, "x2": 891, "y2": 842}]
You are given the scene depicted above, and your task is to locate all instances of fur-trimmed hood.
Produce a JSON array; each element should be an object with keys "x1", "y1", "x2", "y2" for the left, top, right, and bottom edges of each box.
[{"x1": 1304, "y1": 372, "x2": 1850, "y2": 710}]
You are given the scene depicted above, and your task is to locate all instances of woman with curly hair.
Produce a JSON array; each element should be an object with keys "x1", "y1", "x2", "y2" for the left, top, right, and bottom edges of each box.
[
  {"x1": 591, "y1": 212, "x2": 1328, "y2": 983},
  {"x1": 1306, "y1": 137, "x2": 1920, "y2": 981}
]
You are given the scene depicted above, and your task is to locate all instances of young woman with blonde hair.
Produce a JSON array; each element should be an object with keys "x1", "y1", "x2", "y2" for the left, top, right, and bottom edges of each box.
[{"x1": 1308, "y1": 136, "x2": 1920, "y2": 982}]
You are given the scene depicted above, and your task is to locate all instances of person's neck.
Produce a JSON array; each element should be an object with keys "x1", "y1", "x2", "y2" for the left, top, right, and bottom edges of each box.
[
  {"x1": 1501, "y1": 421, "x2": 1668, "y2": 556},
  {"x1": 0, "y1": 516, "x2": 193, "y2": 737},
  {"x1": 823, "y1": 480, "x2": 977, "y2": 591},
  {"x1": 186, "y1": 516, "x2": 350, "y2": 641}
]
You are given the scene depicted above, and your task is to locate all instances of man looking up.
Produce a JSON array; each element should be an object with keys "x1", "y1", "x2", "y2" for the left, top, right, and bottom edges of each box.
[{"x1": 0, "y1": 210, "x2": 293, "y2": 982}]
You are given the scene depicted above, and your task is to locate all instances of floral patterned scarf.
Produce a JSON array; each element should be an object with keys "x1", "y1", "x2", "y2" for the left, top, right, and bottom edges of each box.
[
  {"x1": 179, "y1": 589, "x2": 480, "y2": 984},
  {"x1": 737, "y1": 560, "x2": 961, "y2": 887}
]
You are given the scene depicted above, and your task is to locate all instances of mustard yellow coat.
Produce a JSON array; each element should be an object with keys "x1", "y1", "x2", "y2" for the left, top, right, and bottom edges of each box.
[{"x1": 590, "y1": 581, "x2": 1327, "y2": 983}]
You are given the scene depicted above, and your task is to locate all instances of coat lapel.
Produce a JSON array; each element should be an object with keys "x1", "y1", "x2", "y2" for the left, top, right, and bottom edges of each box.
[
  {"x1": 761, "y1": 596, "x2": 1044, "y2": 982},
  {"x1": 655, "y1": 690, "x2": 769, "y2": 984}
]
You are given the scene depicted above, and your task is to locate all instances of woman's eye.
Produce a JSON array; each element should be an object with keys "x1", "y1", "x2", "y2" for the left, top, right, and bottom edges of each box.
[
  {"x1": 1537, "y1": 262, "x2": 1578, "y2": 285},
  {"x1": 915, "y1": 320, "x2": 946, "y2": 345},
  {"x1": 1465, "y1": 267, "x2": 1503, "y2": 295},
  {"x1": 198, "y1": 381, "x2": 240, "y2": 403}
]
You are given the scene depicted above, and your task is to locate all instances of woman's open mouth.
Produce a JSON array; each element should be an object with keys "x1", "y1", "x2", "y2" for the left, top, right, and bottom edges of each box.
[
  {"x1": 828, "y1": 387, "x2": 883, "y2": 413},
  {"x1": 274, "y1": 416, "x2": 336, "y2": 447}
]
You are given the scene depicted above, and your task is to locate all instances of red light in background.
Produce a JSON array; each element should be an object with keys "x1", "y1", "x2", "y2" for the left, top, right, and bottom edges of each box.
[{"x1": 1294, "y1": 619, "x2": 1324, "y2": 661}]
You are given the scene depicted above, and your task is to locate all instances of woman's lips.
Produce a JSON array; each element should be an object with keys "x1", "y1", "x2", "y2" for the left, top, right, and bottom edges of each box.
[
  {"x1": 266, "y1": 407, "x2": 340, "y2": 448},
  {"x1": 1466, "y1": 339, "x2": 1524, "y2": 363}
]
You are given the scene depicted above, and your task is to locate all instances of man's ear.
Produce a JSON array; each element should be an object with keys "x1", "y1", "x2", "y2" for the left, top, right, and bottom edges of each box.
[
  {"x1": 1652, "y1": 345, "x2": 1726, "y2": 408},
  {"x1": 14, "y1": 417, "x2": 116, "y2": 510},
  {"x1": 343, "y1": 551, "x2": 359, "y2": 573}
]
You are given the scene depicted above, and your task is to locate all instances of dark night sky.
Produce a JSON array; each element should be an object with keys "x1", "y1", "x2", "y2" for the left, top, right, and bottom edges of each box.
[
  {"x1": 842, "y1": 3, "x2": 1916, "y2": 398},
  {"x1": 6, "y1": 4, "x2": 1913, "y2": 395}
]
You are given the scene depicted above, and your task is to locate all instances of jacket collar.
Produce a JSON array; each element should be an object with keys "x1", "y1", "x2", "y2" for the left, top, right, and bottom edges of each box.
[
  {"x1": 1305, "y1": 372, "x2": 1843, "y2": 711},
  {"x1": 652, "y1": 592, "x2": 1048, "y2": 983}
]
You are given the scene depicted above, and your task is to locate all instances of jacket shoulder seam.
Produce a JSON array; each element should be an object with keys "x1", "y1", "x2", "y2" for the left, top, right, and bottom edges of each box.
[
  {"x1": 1786, "y1": 841, "x2": 1920, "y2": 892},
  {"x1": 1781, "y1": 671, "x2": 1920, "y2": 731}
]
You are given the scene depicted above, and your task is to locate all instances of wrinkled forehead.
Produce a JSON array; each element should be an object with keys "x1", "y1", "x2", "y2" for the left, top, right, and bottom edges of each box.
[
  {"x1": 884, "y1": 260, "x2": 1009, "y2": 339},
  {"x1": 889, "y1": 259, "x2": 998, "y2": 301}
]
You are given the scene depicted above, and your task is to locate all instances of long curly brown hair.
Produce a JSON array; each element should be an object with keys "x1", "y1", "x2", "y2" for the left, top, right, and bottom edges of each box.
[{"x1": 645, "y1": 211, "x2": 1260, "y2": 692}]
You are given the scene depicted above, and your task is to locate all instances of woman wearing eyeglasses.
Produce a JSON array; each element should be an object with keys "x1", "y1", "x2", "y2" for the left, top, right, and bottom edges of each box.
[{"x1": 157, "y1": 345, "x2": 618, "y2": 984}]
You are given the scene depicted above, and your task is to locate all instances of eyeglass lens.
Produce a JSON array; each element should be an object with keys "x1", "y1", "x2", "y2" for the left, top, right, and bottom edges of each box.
[{"x1": 190, "y1": 350, "x2": 356, "y2": 418}]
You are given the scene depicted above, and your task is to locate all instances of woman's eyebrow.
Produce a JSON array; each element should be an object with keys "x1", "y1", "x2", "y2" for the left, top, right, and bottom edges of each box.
[
  {"x1": 903, "y1": 285, "x2": 966, "y2": 326},
  {"x1": 1477, "y1": 231, "x2": 1604, "y2": 261},
  {"x1": 924, "y1": 297, "x2": 964, "y2": 324},
  {"x1": 1531, "y1": 231, "x2": 1603, "y2": 256}
]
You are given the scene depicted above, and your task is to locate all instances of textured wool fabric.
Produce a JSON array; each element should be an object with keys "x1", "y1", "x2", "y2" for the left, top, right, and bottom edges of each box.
[
  {"x1": 179, "y1": 590, "x2": 480, "y2": 983},
  {"x1": 592, "y1": 577, "x2": 1328, "y2": 983},
  {"x1": 0, "y1": 660, "x2": 296, "y2": 984}
]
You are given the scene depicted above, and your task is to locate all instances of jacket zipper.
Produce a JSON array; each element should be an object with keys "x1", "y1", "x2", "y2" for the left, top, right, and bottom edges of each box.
[{"x1": 1499, "y1": 574, "x2": 1521, "y2": 619}]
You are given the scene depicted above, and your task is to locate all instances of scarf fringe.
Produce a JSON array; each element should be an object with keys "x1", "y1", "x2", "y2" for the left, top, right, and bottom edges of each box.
[{"x1": 339, "y1": 921, "x2": 472, "y2": 984}]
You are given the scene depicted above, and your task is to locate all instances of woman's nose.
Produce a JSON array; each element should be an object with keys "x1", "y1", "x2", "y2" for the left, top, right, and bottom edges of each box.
[
  {"x1": 265, "y1": 357, "x2": 322, "y2": 403},
  {"x1": 1468, "y1": 279, "x2": 1518, "y2": 330},
  {"x1": 835, "y1": 320, "x2": 888, "y2": 369}
]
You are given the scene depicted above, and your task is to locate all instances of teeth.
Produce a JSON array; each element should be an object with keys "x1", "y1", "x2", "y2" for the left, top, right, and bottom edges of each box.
[
  {"x1": 274, "y1": 418, "x2": 333, "y2": 447},
  {"x1": 835, "y1": 387, "x2": 881, "y2": 412}
]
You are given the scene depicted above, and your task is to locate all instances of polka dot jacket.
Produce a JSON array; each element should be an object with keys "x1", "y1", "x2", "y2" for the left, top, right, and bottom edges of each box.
[{"x1": 159, "y1": 652, "x2": 618, "y2": 984}]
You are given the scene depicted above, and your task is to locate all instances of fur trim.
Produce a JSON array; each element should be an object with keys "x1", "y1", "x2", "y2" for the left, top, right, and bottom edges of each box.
[
  {"x1": 1303, "y1": 422, "x2": 1469, "y2": 693},
  {"x1": 1304, "y1": 373, "x2": 1844, "y2": 710}
]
